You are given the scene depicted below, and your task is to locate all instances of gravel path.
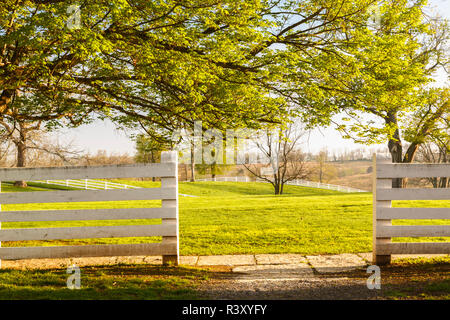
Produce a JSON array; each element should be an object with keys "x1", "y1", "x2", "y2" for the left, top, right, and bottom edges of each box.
[
  {"x1": 196, "y1": 263, "x2": 384, "y2": 300},
  {"x1": 198, "y1": 277, "x2": 384, "y2": 300}
]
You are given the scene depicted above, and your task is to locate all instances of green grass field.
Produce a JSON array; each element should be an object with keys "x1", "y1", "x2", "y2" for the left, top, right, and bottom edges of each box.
[
  {"x1": 0, "y1": 263, "x2": 213, "y2": 299},
  {"x1": 1, "y1": 180, "x2": 449, "y2": 255},
  {"x1": 1, "y1": 181, "x2": 449, "y2": 300}
]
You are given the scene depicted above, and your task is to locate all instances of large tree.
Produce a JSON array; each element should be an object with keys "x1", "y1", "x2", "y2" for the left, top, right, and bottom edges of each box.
[
  {"x1": 298, "y1": 0, "x2": 449, "y2": 187},
  {"x1": 1, "y1": 0, "x2": 385, "y2": 134}
]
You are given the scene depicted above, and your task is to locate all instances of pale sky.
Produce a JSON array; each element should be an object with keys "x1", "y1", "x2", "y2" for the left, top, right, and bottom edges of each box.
[{"x1": 59, "y1": 0, "x2": 450, "y2": 156}]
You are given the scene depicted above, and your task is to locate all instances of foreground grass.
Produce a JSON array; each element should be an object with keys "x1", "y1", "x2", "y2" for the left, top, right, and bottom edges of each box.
[
  {"x1": 1, "y1": 257, "x2": 447, "y2": 300},
  {"x1": 0, "y1": 264, "x2": 214, "y2": 300},
  {"x1": 1, "y1": 181, "x2": 449, "y2": 255},
  {"x1": 383, "y1": 257, "x2": 450, "y2": 300},
  {"x1": 341, "y1": 257, "x2": 450, "y2": 300}
]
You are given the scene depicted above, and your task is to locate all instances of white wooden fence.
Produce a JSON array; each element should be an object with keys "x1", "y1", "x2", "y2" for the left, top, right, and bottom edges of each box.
[
  {"x1": 373, "y1": 155, "x2": 450, "y2": 265},
  {"x1": 0, "y1": 151, "x2": 179, "y2": 267},
  {"x1": 30, "y1": 179, "x2": 141, "y2": 190},
  {"x1": 197, "y1": 176, "x2": 366, "y2": 193},
  {"x1": 285, "y1": 179, "x2": 366, "y2": 193},
  {"x1": 197, "y1": 176, "x2": 250, "y2": 182}
]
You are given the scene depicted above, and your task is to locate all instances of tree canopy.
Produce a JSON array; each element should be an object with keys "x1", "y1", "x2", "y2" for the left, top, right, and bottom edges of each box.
[
  {"x1": 1, "y1": 0, "x2": 386, "y2": 132},
  {"x1": 1, "y1": 0, "x2": 447, "y2": 164},
  {"x1": 306, "y1": 0, "x2": 449, "y2": 166}
]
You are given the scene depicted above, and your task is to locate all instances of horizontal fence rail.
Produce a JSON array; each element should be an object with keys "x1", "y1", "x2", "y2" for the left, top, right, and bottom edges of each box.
[
  {"x1": 0, "y1": 188, "x2": 176, "y2": 204},
  {"x1": 0, "y1": 243, "x2": 176, "y2": 260},
  {"x1": 0, "y1": 208, "x2": 175, "y2": 222},
  {"x1": 0, "y1": 224, "x2": 177, "y2": 242},
  {"x1": 0, "y1": 163, "x2": 177, "y2": 181},
  {"x1": 376, "y1": 243, "x2": 450, "y2": 255},
  {"x1": 0, "y1": 151, "x2": 179, "y2": 266},
  {"x1": 373, "y1": 155, "x2": 450, "y2": 265},
  {"x1": 376, "y1": 164, "x2": 450, "y2": 178}
]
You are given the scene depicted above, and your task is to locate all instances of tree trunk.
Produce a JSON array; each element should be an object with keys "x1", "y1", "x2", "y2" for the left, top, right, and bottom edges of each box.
[
  {"x1": 271, "y1": 172, "x2": 277, "y2": 195},
  {"x1": 211, "y1": 161, "x2": 216, "y2": 179},
  {"x1": 401, "y1": 142, "x2": 421, "y2": 187},
  {"x1": 151, "y1": 152, "x2": 156, "y2": 182},
  {"x1": 431, "y1": 177, "x2": 438, "y2": 188},
  {"x1": 274, "y1": 182, "x2": 280, "y2": 195},
  {"x1": 386, "y1": 114, "x2": 403, "y2": 188},
  {"x1": 440, "y1": 177, "x2": 448, "y2": 188},
  {"x1": 319, "y1": 162, "x2": 323, "y2": 183},
  {"x1": 190, "y1": 146, "x2": 195, "y2": 182},
  {"x1": 273, "y1": 173, "x2": 282, "y2": 195},
  {"x1": 14, "y1": 140, "x2": 27, "y2": 188},
  {"x1": 388, "y1": 137, "x2": 403, "y2": 188}
]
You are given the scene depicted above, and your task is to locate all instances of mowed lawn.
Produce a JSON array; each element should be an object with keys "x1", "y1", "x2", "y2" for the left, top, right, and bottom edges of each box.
[{"x1": 1, "y1": 181, "x2": 449, "y2": 255}]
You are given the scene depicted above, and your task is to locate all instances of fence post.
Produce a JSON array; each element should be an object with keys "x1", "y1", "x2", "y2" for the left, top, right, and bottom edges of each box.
[
  {"x1": 161, "y1": 151, "x2": 179, "y2": 266},
  {"x1": 373, "y1": 154, "x2": 392, "y2": 265}
]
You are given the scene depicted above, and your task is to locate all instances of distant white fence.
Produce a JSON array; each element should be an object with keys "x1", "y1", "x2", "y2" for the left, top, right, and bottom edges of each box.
[
  {"x1": 197, "y1": 176, "x2": 366, "y2": 193},
  {"x1": 30, "y1": 179, "x2": 141, "y2": 190},
  {"x1": 284, "y1": 179, "x2": 366, "y2": 193},
  {"x1": 197, "y1": 176, "x2": 250, "y2": 182},
  {"x1": 373, "y1": 155, "x2": 450, "y2": 265},
  {"x1": 0, "y1": 151, "x2": 179, "y2": 267},
  {"x1": 30, "y1": 178, "x2": 197, "y2": 198}
]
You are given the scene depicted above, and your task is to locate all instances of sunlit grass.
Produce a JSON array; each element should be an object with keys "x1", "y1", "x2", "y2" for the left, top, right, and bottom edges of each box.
[
  {"x1": 0, "y1": 264, "x2": 211, "y2": 300},
  {"x1": 1, "y1": 181, "x2": 449, "y2": 255}
]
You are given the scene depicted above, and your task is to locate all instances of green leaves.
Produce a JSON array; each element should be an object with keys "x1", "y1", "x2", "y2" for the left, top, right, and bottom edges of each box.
[
  {"x1": 305, "y1": 0, "x2": 448, "y2": 151},
  {"x1": 1, "y1": 0, "x2": 445, "y2": 149}
]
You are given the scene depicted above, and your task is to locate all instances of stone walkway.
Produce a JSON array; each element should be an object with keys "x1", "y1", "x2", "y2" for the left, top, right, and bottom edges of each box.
[{"x1": 3, "y1": 252, "x2": 448, "y2": 271}]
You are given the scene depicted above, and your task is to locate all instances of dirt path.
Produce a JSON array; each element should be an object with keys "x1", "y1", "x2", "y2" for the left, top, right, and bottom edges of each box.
[
  {"x1": 198, "y1": 278, "x2": 385, "y2": 300},
  {"x1": 195, "y1": 257, "x2": 383, "y2": 300},
  {"x1": 197, "y1": 254, "x2": 449, "y2": 300}
]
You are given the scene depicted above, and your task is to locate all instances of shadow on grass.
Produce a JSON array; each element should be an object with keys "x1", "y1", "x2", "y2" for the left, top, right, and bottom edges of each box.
[
  {"x1": 0, "y1": 264, "x2": 232, "y2": 300},
  {"x1": 197, "y1": 257, "x2": 449, "y2": 300},
  {"x1": 1, "y1": 258, "x2": 447, "y2": 300},
  {"x1": 312, "y1": 257, "x2": 450, "y2": 300}
]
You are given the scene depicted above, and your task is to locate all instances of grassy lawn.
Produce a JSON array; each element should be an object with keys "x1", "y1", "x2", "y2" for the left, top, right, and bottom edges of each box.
[
  {"x1": 0, "y1": 264, "x2": 216, "y2": 299},
  {"x1": 1, "y1": 181, "x2": 449, "y2": 255},
  {"x1": 0, "y1": 181, "x2": 448, "y2": 300}
]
